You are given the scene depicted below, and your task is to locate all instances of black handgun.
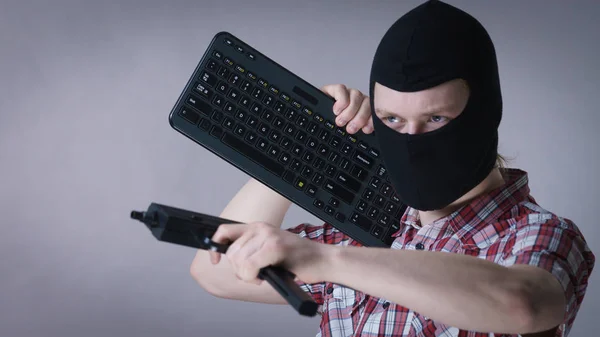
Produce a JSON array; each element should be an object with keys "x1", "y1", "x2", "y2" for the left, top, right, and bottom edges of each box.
[{"x1": 130, "y1": 202, "x2": 318, "y2": 317}]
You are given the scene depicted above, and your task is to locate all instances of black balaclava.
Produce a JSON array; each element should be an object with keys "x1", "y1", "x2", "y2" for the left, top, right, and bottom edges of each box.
[{"x1": 369, "y1": 0, "x2": 502, "y2": 211}]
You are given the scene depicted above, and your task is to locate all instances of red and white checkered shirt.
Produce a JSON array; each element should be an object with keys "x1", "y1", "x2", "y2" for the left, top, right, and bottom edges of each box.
[{"x1": 286, "y1": 168, "x2": 595, "y2": 337}]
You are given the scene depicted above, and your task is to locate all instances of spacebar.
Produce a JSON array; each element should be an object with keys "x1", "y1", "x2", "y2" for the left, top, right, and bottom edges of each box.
[{"x1": 222, "y1": 133, "x2": 285, "y2": 177}]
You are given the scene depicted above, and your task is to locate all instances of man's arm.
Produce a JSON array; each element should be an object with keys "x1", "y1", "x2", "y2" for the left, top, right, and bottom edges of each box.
[
  {"x1": 321, "y1": 245, "x2": 566, "y2": 334},
  {"x1": 189, "y1": 178, "x2": 292, "y2": 304}
]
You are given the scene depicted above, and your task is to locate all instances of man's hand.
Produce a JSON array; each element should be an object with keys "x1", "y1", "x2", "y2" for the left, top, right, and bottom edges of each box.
[
  {"x1": 321, "y1": 84, "x2": 373, "y2": 134},
  {"x1": 208, "y1": 222, "x2": 330, "y2": 285}
]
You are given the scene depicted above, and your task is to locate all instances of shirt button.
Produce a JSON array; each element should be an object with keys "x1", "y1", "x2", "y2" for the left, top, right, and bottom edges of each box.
[
  {"x1": 383, "y1": 302, "x2": 390, "y2": 309},
  {"x1": 326, "y1": 286, "x2": 333, "y2": 294},
  {"x1": 415, "y1": 243, "x2": 425, "y2": 250}
]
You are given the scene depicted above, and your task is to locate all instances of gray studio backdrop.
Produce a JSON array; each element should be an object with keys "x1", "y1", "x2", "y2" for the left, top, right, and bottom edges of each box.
[{"x1": 1, "y1": 0, "x2": 598, "y2": 336}]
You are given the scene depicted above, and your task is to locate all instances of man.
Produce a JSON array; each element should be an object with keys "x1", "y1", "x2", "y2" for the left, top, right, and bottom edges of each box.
[{"x1": 190, "y1": 1, "x2": 595, "y2": 336}]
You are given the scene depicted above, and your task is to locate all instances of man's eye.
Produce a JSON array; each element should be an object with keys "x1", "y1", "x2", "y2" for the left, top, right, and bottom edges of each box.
[
  {"x1": 386, "y1": 116, "x2": 400, "y2": 123},
  {"x1": 430, "y1": 116, "x2": 448, "y2": 123}
]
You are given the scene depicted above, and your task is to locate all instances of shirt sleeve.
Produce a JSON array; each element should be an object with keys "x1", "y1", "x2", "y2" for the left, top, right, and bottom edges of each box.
[
  {"x1": 498, "y1": 216, "x2": 595, "y2": 332},
  {"x1": 285, "y1": 223, "x2": 328, "y2": 309}
]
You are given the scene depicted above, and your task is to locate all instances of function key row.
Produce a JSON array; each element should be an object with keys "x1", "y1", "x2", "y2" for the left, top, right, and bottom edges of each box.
[{"x1": 220, "y1": 37, "x2": 256, "y2": 60}]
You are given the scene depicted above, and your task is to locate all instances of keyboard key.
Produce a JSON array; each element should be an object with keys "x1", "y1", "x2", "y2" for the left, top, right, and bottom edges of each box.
[
  {"x1": 211, "y1": 110, "x2": 223, "y2": 123},
  {"x1": 290, "y1": 159, "x2": 301, "y2": 172},
  {"x1": 323, "y1": 179, "x2": 354, "y2": 204},
  {"x1": 307, "y1": 123, "x2": 318, "y2": 134},
  {"x1": 252, "y1": 87, "x2": 264, "y2": 100},
  {"x1": 212, "y1": 50, "x2": 223, "y2": 60},
  {"x1": 358, "y1": 141, "x2": 368, "y2": 151},
  {"x1": 381, "y1": 184, "x2": 393, "y2": 197},
  {"x1": 384, "y1": 202, "x2": 397, "y2": 215},
  {"x1": 212, "y1": 95, "x2": 225, "y2": 108},
  {"x1": 373, "y1": 195, "x2": 385, "y2": 207},
  {"x1": 306, "y1": 138, "x2": 318, "y2": 150},
  {"x1": 313, "y1": 199, "x2": 324, "y2": 209},
  {"x1": 234, "y1": 109, "x2": 247, "y2": 121},
  {"x1": 324, "y1": 121, "x2": 335, "y2": 130},
  {"x1": 274, "y1": 101, "x2": 285, "y2": 114},
  {"x1": 269, "y1": 85, "x2": 279, "y2": 95},
  {"x1": 318, "y1": 129, "x2": 330, "y2": 142},
  {"x1": 350, "y1": 212, "x2": 372, "y2": 231},
  {"x1": 267, "y1": 145, "x2": 280, "y2": 158},
  {"x1": 369, "y1": 148, "x2": 379, "y2": 158},
  {"x1": 235, "y1": 64, "x2": 246, "y2": 74},
  {"x1": 223, "y1": 102, "x2": 235, "y2": 114},
  {"x1": 329, "y1": 136, "x2": 341, "y2": 148},
  {"x1": 284, "y1": 124, "x2": 296, "y2": 136},
  {"x1": 222, "y1": 117, "x2": 235, "y2": 130},
  {"x1": 301, "y1": 166, "x2": 314, "y2": 178},
  {"x1": 228, "y1": 73, "x2": 241, "y2": 86},
  {"x1": 335, "y1": 212, "x2": 346, "y2": 222},
  {"x1": 263, "y1": 95, "x2": 274, "y2": 107},
  {"x1": 199, "y1": 118, "x2": 211, "y2": 131},
  {"x1": 294, "y1": 178, "x2": 307, "y2": 191},
  {"x1": 179, "y1": 107, "x2": 199, "y2": 124},
  {"x1": 268, "y1": 130, "x2": 281, "y2": 142},
  {"x1": 367, "y1": 207, "x2": 379, "y2": 219},
  {"x1": 217, "y1": 66, "x2": 229, "y2": 78},
  {"x1": 363, "y1": 189, "x2": 374, "y2": 201},
  {"x1": 291, "y1": 100, "x2": 302, "y2": 110},
  {"x1": 216, "y1": 81, "x2": 229, "y2": 94},
  {"x1": 296, "y1": 116, "x2": 308, "y2": 128},
  {"x1": 200, "y1": 71, "x2": 217, "y2": 87},
  {"x1": 347, "y1": 135, "x2": 358, "y2": 144},
  {"x1": 317, "y1": 144, "x2": 329, "y2": 157},
  {"x1": 227, "y1": 88, "x2": 241, "y2": 102},
  {"x1": 210, "y1": 125, "x2": 223, "y2": 138},
  {"x1": 371, "y1": 226, "x2": 385, "y2": 239},
  {"x1": 324, "y1": 206, "x2": 335, "y2": 215},
  {"x1": 285, "y1": 108, "x2": 297, "y2": 120},
  {"x1": 279, "y1": 152, "x2": 291, "y2": 165},
  {"x1": 356, "y1": 200, "x2": 368, "y2": 213},
  {"x1": 340, "y1": 158, "x2": 351, "y2": 172},
  {"x1": 280, "y1": 92, "x2": 291, "y2": 102},
  {"x1": 280, "y1": 137, "x2": 292, "y2": 150},
  {"x1": 328, "y1": 152, "x2": 340, "y2": 164},
  {"x1": 369, "y1": 177, "x2": 381, "y2": 189},
  {"x1": 240, "y1": 81, "x2": 252, "y2": 92},
  {"x1": 256, "y1": 138, "x2": 268, "y2": 151},
  {"x1": 325, "y1": 164, "x2": 336, "y2": 177},
  {"x1": 313, "y1": 158, "x2": 326, "y2": 170},
  {"x1": 378, "y1": 214, "x2": 391, "y2": 227},
  {"x1": 329, "y1": 198, "x2": 340, "y2": 207},
  {"x1": 239, "y1": 96, "x2": 251, "y2": 108},
  {"x1": 292, "y1": 145, "x2": 303, "y2": 156},
  {"x1": 295, "y1": 131, "x2": 307, "y2": 142},
  {"x1": 312, "y1": 173, "x2": 324, "y2": 185},
  {"x1": 353, "y1": 150, "x2": 374, "y2": 169},
  {"x1": 283, "y1": 170, "x2": 295, "y2": 184},
  {"x1": 234, "y1": 125, "x2": 246, "y2": 136},
  {"x1": 250, "y1": 102, "x2": 262, "y2": 114},
  {"x1": 262, "y1": 110, "x2": 274, "y2": 122},
  {"x1": 247, "y1": 71, "x2": 257, "y2": 81},
  {"x1": 223, "y1": 57, "x2": 234, "y2": 67},
  {"x1": 376, "y1": 165, "x2": 387, "y2": 178},
  {"x1": 206, "y1": 59, "x2": 218, "y2": 71},
  {"x1": 235, "y1": 45, "x2": 244, "y2": 53},
  {"x1": 257, "y1": 123, "x2": 269, "y2": 136},
  {"x1": 302, "y1": 107, "x2": 313, "y2": 116},
  {"x1": 272, "y1": 116, "x2": 285, "y2": 129},
  {"x1": 186, "y1": 94, "x2": 212, "y2": 115},
  {"x1": 246, "y1": 116, "x2": 258, "y2": 128},
  {"x1": 247, "y1": 52, "x2": 256, "y2": 60},
  {"x1": 221, "y1": 133, "x2": 285, "y2": 178},
  {"x1": 245, "y1": 132, "x2": 257, "y2": 144},
  {"x1": 335, "y1": 172, "x2": 361, "y2": 192},
  {"x1": 223, "y1": 38, "x2": 233, "y2": 46},
  {"x1": 350, "y1": 165, "x2": 368, "y2": 181},
  {"x1": 305, "y1": 185, "x2": 317, "y2": 197},
  {"x1": 301, "y1": 152, "x2": 314, "y2": 164},
  {"x1": 391, "y1": 193, "x2": 401, "y2": 203},
  {"x1": 341, "y1": 143, "x2": 352, "y2": 155},
  {"x1": 258, "y1": 78, "x2": 268, "y2": 88}
]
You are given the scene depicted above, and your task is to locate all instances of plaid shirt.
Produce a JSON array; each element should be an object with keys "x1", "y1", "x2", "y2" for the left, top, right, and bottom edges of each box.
[{"x1": 286, "y1": 168, "x2": 595, "y2": 337}]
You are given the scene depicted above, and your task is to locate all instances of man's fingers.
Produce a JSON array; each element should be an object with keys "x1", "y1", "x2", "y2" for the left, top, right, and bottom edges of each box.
[
  {"x1": 321, "y1": 84, "x2": 350, "y2": 115},
  {"x1": 336, "y1": 89, "x2": 364, "y2": 128},
  {"x1": 208, "y1": 223, "x2": 247, "y2": 265},
  {"x1": 346, "y1": 96, "x2": 371, "y2": 134}
]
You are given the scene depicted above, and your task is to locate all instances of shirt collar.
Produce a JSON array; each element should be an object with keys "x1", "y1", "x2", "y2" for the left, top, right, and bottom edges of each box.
[{"x1": 398, "y1": 168, "x2": 532, "y2": 246}]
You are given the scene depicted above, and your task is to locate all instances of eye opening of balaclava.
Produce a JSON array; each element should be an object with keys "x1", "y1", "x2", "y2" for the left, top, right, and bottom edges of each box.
[{"x1": 369, "y1": 0, "x2": 502, "y2": 211}]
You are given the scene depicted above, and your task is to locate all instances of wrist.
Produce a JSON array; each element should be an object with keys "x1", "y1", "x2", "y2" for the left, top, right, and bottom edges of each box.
[{"x1": 315, "y1": 243, "x2": 344, "y2": 283}]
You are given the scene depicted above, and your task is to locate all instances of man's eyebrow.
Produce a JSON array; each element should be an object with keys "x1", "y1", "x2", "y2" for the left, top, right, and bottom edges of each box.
[{"x1": 374, "y1": 106, "x2": 451, "y2": 116}]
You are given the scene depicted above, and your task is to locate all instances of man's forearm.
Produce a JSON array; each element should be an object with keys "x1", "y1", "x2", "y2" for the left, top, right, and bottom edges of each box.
[{"x1": 322, "y1": 245, "x2": 553, "y2": 334}]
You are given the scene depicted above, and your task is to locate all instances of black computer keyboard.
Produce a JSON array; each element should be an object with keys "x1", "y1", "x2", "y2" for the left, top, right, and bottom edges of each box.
[{"x1": 168, "y1": 31, "x2": 407, "y2": 248}]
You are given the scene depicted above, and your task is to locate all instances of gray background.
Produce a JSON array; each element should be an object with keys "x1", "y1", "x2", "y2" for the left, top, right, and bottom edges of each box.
[{"x1": 1, "y1": 0, "x2": 598, "y2": 336}]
